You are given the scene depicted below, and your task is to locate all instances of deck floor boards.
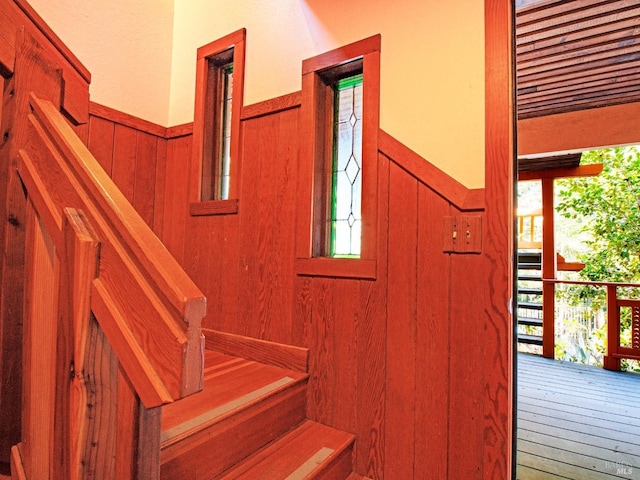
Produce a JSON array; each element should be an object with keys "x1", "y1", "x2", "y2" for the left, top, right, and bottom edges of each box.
[{"x1": 517, "y1": 353, "x2": 640, "y2": 480}]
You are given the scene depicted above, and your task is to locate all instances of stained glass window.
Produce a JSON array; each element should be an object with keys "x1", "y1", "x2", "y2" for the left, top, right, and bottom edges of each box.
[{"x1": 330, "y1": 74, "x2": 363, "y2": 257}]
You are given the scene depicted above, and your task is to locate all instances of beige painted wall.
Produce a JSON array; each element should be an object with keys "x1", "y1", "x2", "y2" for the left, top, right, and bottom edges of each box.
[
  {"x1": 170, "y1": 0, "x2": 486, "y2": 187},
  {"x1": 27, "y1": 0, "x2": 175, "y2": 126},
  {"x1": 26, "y1": 0, "x2": 486, "y2": 187}
]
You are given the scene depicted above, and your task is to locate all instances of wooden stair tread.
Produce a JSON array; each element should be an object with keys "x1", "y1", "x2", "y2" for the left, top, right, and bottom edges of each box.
[
  {"x1": 518, "y1": 334, "x2": 543, "y2": 345},
  {"x1": 517, "y1": 317, "x2": 543, "y2": 327},
  {"x1": 219, "y1": 420, "x2": 354, "y2": 480},
  {"x1": 161, "y1": 350, "x2": 307, "y2": 441},
  {"x1": 345, "y1": 474, "x2": 372, "y2": 480}
]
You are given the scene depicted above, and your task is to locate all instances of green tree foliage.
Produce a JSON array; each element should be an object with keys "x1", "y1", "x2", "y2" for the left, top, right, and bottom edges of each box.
[
  {"x1": 556, "y1": 147, "x2": 640, "y2": 285},
  {"x1": 555, "y1": 147, "x2": 640, "y2": 371}
]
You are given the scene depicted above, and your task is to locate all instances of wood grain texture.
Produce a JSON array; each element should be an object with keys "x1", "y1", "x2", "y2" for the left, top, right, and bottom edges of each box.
[
  {"x1": 414, "y1": 184, "x2": 451, "y2": 480},
  {"x1": 89, "y1": 102, "x2": 166, "y2": 138},
  {"x1": 87, "y1": 115, "x2": 115, "y2": 175},
  {"x1": 483, "y1": 0, "x2": 515, "y2": 478},
  {"x1": 24, "y1": 95, "x2": 205, "y2": 405},
  {"x1": 58, "y1": 209, "x2": 100, "y2": 480},
  {"x1": 448, "y1": 214, "x2": 485, "y2": 479},
  {"x1": 111, "y1": 124, "x2": 137, "y2": 203},
  {"x1": 241, "y1": 91, "x2": 301, "y2": 120},
  {"x1": 22, "y1": 201, "x2": 59, "y2": 480},
  {"x1": 384, "y1": 162, "x2": 417, "y2": 480},
  {"x1": 0, "y1": 31, "x2": 63, "y2": 465},
  {"x1": 379, "y1": 129, "x2": 485, "y2": 212},
  {"x1": 133, "y1": 131, "x2": 158, "y2": 228},
  {"x1": 203, "y1": 328, "x2": 309, "y2": 372}
]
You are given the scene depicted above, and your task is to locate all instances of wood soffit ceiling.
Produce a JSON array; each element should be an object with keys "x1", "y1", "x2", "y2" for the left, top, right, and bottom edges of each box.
[{"x1": 516, "y1": 0, "x2": 640, "y2": 120}]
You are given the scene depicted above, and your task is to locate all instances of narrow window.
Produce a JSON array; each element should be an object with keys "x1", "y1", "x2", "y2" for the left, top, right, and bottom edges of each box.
[
  {"x1": 202, "y1": 51, "x2": 233, "y2": 201},
  {"x1": 296, "y1": 35, "x2": 380, "y2": 279},
  {"x1": 190, "y1": 29, "x2": 245, "y2": 216},
  {"x1": 330, "y1": 74, "x2": 363, "y2": 257}
]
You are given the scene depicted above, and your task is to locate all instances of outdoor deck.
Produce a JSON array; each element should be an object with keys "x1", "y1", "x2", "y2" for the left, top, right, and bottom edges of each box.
[{"x1": 517, "y1": 353, "x2": 640, "y2": 480}]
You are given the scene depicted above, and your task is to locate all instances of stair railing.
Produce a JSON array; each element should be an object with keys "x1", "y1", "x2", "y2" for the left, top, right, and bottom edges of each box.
[
  {"x1": 543, "y1": 279, "x2": 640, "y2": 371},
  {"x1": 12, "y1": 93, "x2": 205, "y2": 479}
]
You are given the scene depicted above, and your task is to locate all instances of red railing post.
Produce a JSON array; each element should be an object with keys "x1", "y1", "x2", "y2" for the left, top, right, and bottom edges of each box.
[
  {"x1": 603, "y1": 284, "x2": 621, "y2": 371},
  {"x1": 541, "y1": 178, "x2": 556, "y2": 359}
]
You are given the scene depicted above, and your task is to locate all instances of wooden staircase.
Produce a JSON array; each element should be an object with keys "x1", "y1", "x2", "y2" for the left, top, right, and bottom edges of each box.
[
  {"x1": 517, "y1": 250, "x2": 544, "y2": 347},
  {"x1": 160, "y1": 348, "x2": 359, "y2": 479}
]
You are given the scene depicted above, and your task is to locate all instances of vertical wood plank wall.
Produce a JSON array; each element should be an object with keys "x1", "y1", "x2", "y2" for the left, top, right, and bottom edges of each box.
[
  {"x1": 90, "y1": 99, "x2": 493, "y2": 478},
  {"x1": 0, "y1": 2, "x2": 511, "y2": 477},
  {"x1": 86, "y1": 105, "x2": 169, "y2": 237}
]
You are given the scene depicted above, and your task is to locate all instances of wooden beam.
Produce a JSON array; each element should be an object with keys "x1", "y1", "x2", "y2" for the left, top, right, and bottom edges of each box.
[
  {"x1": 518, "y1": 101, "x2": 640, "y2": 156},
  {"x1": 518, "y1": 163, "x2": 603, "y2": 181}
]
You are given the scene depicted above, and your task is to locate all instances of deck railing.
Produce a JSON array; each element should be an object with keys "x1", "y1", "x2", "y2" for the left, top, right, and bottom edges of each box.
[
  {"x1": 12, "y1": 94, "x2": 205, "y2": 478},
  {"x1": 543, "y1": 279, "x2": 640, "y2": 371}
]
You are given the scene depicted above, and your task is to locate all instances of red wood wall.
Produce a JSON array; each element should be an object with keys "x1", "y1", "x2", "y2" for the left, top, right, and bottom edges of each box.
[
  {"x1": 87, "y1": 101, "x2": 493, "y2": 479},
  {"x1": 87, "y1": 103, "x2": 169, "y2": 237},
  {"x1": 136, "y1": 98, "x2": 488, "y2": 479}
]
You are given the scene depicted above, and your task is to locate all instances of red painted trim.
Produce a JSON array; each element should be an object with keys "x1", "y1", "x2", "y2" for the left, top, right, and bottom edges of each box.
[
  {"x1": 483, "y1": 0, "x2": 515, "y2": 478},
  {"x1": 241, "y1": 91, "x2": 301, "y2": 120},
  {"x1": 378, "y1": 130, "x2": 485, "y2": 212},
  {"x1": 89, "y1": 102, "x2": 166, "y2": 137}
]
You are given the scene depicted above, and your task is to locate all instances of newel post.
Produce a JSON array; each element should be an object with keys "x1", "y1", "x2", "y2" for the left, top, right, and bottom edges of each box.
[{"x1": 57, "y1": 208, "x2": 101, "y2": 479}]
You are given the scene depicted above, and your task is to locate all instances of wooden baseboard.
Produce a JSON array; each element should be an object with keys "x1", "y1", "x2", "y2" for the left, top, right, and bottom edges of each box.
[{"x1": 202, "y1": 328, "x2": 308, "y2": 373}]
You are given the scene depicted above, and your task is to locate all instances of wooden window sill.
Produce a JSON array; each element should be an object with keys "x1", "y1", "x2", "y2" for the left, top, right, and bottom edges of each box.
[
  {"x1": 295, "y1": 257, "x2": 376, "y2": 280},
  {"x1": 189, "y1": 199, "x2": 238, "y2": 216}
]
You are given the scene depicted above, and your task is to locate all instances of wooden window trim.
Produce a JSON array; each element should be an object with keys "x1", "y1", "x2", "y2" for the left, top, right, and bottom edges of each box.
[
  {"x1": 295, "y1": 35, "x2": 381, "y2": 279},
  {"x1": 189, "y1": 28, "x2": 245, "y2": 216}
]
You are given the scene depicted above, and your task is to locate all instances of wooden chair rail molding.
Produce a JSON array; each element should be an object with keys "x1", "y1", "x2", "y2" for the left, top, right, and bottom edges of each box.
[
  {"x1": 19, "y1": 93, "x2": 206, "y2": 405},
  {"x1": 378, "y1": 130, "x2": 485, "y2": 212}
]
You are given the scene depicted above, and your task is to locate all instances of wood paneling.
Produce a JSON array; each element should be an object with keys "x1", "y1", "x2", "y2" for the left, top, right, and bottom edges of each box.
[
  {"x1": 153, "y1": 89, "x2": 505, "y2": 477},
  {"x1": 86, "y1": 110, "x2": 167, "y2": 236},
  {"x1": 0, "y1": 29, "x2": 64, "y2": 465},
  {"x1": 52, "y1": 16, "x2": 512, "y2": 478}
]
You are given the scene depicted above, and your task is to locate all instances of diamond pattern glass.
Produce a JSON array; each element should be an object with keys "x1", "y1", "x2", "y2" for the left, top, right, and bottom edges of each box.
[{"x1": 330, "y1": 74, "x2": 363, "y2": 256}]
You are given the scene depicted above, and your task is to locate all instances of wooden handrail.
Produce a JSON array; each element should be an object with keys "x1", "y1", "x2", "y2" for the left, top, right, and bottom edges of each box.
[
  {"x1": 21, "y1": 93, "x2": 206, "y2": 405},
  {"x1": 14, "y1": 92, "x2": 206, "y2": 478},
  {"x1": 541, "y1": 278, "x2": 640, "y2": 370}
]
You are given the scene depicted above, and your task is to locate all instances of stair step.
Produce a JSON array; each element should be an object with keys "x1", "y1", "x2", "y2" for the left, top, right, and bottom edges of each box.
[
  {"x1": 517, "y1": 317, "x2": 543, "y2": 327},
  {"x1": 518, "y1": 274, "x2": 542, "y2": 281},
  {"x1": 160, "y1": 350, "x2": 308, "y2": 479},
  {"x1": 518, "y1": 287, "x2": 542, "y2": 296},
  {"x1": 346, "y1": 474, "x2": 373, "y2": 480},
  {"x1": 218, "y1": 420, "x2": 355, "y2": 480},
  {"x1": 518, "y1": 301, "x2": 543, "y2": 310},
  {"x1": 518, "y1": 334, "x2": 543, "y2": 346},
  {"x1": 518, "y1": 262, "x2": 542, "y2": 270}
]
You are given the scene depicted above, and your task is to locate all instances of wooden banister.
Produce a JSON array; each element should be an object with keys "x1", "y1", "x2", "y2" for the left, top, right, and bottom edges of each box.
[
  {"x1": 13, "y1": 93, "x2": 205, "y2": 478},
  {"x1": 22, "y1": 93, "x2": 205, "y2": 403}
]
